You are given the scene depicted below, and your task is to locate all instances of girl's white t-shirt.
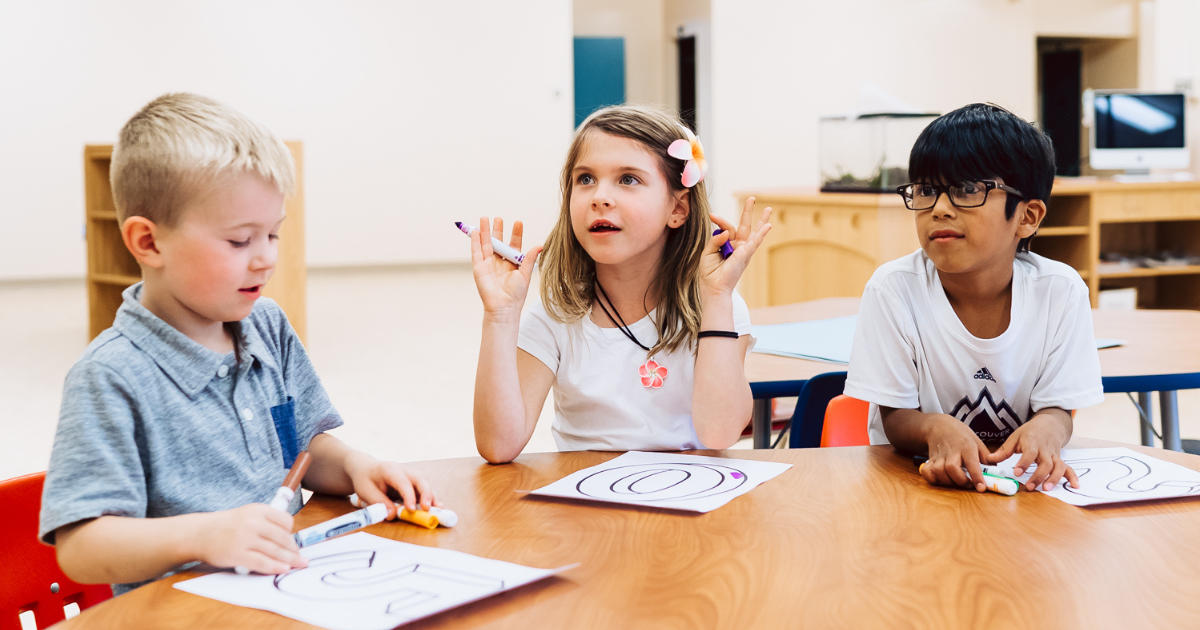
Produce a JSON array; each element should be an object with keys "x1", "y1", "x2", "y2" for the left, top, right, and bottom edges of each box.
[
  {"x1": 844, "y1": 250, "x2": 1105, "y2": 446},
  {"x1": 518, "y1": 291, "x2": 754, "y2": 451}
]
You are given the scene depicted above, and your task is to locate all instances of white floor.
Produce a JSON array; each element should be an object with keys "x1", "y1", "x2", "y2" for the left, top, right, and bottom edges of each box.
[{"x1": 3, "y1": 267, "x2": 1198, "y2": 481}]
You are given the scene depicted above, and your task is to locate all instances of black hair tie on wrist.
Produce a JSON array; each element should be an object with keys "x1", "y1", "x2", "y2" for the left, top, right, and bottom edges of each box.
[{"x1": 697, "y1": 330, "x2": 739, "y2": 339}]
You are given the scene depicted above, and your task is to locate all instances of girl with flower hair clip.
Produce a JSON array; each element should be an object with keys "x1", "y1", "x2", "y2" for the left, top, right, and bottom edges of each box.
[{"x1": 468, "y1": 105, "x2": 772, "y2": 463}]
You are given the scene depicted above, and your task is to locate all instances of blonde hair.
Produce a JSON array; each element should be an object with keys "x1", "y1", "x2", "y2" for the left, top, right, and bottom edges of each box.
[
  {"x1": 110, "y1": 92, "x2": 295, "y2": 226},
  {"x1": 540, "y1": 105, "x2": 712, "y2": 356}
]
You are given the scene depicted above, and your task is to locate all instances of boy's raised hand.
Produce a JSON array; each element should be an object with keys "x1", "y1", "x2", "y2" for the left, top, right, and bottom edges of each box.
[
  {"x1": 196, "y1": 504, "x2": 307, "y2": 575},
  {"x1": 987, "y1": 410, "x2": 1079, "y2": 491},
  {"x1": 699, "y1": 197, "x2": 772, "y2": 297},
  {"x1": 922, "y1": 414, "x2": 992, "y2": 492},
  {"x1": 470, "y1": 217, "x2": 542, "y2": 318}
]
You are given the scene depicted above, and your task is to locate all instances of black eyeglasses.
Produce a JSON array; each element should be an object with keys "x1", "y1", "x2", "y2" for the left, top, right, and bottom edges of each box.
[{"x1": 896, "y1": 180, "x2": 1024, "y2": 211}]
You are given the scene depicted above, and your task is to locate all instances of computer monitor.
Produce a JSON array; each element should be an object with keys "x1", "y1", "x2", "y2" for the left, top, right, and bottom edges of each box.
[{"x1": 1089, "y1": 91, "x2": 1188, "y2": 172}]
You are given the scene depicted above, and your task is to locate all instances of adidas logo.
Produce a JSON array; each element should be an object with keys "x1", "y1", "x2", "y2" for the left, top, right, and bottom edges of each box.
[{"x1": 973, "y1": 367, "x2": 996, "y2": 383}]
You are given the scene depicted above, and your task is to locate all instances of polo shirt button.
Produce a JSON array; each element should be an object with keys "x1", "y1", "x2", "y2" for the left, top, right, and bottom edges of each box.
[
  {"x1": 241, "y1": 408, "x2": 254, "y2": 421},
  {"x1": 218, "y1": 365, "x2": 229, "y2": 378}
]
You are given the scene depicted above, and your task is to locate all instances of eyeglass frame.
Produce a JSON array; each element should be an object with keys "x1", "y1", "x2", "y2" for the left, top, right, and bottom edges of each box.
[{"x1": 895, "y1": 179, "x2": 1025, "y2": 211}]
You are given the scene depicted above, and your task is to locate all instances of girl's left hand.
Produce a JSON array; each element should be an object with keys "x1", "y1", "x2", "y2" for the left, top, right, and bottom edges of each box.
[{"x1": 698, "y1": 196, "x2": 772, "y2": 297}]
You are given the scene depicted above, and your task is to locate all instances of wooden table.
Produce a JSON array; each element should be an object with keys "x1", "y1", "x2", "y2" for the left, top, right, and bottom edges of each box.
[
  {"x1": 746, "y1": 299, "x2": 1200, "y2": 451},
  {"x1": 63, "y1": 439, "x2": 1200, "y2": 629}
]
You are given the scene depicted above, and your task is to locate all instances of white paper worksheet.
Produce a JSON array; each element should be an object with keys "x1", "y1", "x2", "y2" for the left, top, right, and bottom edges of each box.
[
  {"x1": 175, "y1": 533, "x2": 569, "y2": 630},
  {"x1": 1000, "y1": 447, "x2": 1200, "y2": 507},
  {"x1": 530, "y1": 451, "x2": 792, "y2": 513}
]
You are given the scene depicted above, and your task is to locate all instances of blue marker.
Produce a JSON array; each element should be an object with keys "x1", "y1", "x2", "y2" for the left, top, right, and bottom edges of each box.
[{"x1": 293, "y1": 503, "x2": 389, "y2": 548}]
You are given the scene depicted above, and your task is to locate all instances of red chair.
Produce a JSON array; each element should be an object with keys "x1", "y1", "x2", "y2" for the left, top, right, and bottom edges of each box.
[
  {"x1": 1, "y1": 472, "x2": 111, "y2": 630},
  {"x1": 820, "y1": 395, "x2": 871, "y2": 447}
]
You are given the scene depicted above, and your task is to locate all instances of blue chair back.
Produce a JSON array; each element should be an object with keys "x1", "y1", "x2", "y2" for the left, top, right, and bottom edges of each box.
[{"x1": 788, "y1": 372, "x2": 848, "y2": 448}]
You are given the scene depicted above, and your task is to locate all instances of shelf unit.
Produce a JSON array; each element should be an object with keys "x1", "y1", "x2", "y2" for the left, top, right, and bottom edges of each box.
[
  {"x1": 83, "y1": 143, "x2": 308, "y2": 341},
  {"x1": 1033, "y1": 179, "x2": 1200, "y2": 309}
]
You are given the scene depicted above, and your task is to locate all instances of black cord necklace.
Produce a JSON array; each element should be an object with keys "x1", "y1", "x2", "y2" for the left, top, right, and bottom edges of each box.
[
  {"x1": 594, "y1": 282, "x2": 651, "y2": 351},
  {"x1": 595, "y1": 282, "x2": 670, "y2": 389}
]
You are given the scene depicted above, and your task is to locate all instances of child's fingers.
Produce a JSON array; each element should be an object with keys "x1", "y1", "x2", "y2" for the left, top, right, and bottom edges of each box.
[
  {"x1": 1064, "y1": 463, "x2": 1080, "y2": 489},
  {"x1": 707, "y1": 229, "x2": 732, "y2": 255},
  {"x1": 1040, "y1": 456, "x2": 1068, "y2": 491},
  {"x1": 520, "y1": 246, "x2": 544, "y2": 282},
  {"x1": 738, "y1": 196, "x2": 756, "y2": 238},
  {"x1": 1023, "y1": 449, "x2": 1049, "y2": 490},
  {"x1": 984, "y1": 437, "x2": 1016, "y2": 465},
  {"x1": 963, "y1": 456, "x2": 988, "y2": 493},
  {"x1": 409, "y1": 472, "x2": 435, "y2": 511},
  {"x1": 1013, "y1": 447, "x2": 1038, "y2": 480},
  {"x1": 244, "y1": 549, "x2": 298, "y2": 575},
  {"x1": 478, "y1": 217, "x2": 494, "y2": 258},
  {"x1": 469, "y1": 227, "x2": 484, "y2": 264},
  {"x1": 492, "y1": 217, "x2": 505, "y2": 247},
  {"x1": 510, "y1": 221, "x2": 523, "y2": 251},
  {"x1": 919, "y1": 461, "x2": 940, "y2": 486},
  {"x1": 944, "y1": 454, "x2": 970, "y2": 487},
  {"x1": 755, "y1": 206, "x2": 774, "y2": 232},
  {"x1": 711, "y1": 214, "x2": 736, "y2": 235},
  {"x1": 353, "y1": 483, "x2": 397, "y2": 520},
  {"x1": 379, "y1": 469, "x2": 418, "y2": 513}
]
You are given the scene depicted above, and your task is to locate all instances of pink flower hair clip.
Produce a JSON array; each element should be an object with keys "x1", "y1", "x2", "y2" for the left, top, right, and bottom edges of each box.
[{"x1": 667, "y1": 126, "x2": 707, "y2": 188}]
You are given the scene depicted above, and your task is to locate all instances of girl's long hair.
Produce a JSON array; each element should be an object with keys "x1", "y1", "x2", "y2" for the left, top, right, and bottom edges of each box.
[{"x1": 539, "y1": 105, "x2": 711, "y2": 356}]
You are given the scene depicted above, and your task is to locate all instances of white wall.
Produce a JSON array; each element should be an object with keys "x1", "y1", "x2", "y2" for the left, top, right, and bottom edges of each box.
[
  {"x1": 706, "y1": 0, "x2": 1157, "y2": 220},
  {"x1": 574, "y1": 0, "x2": 667, "y2": 106},
  {"x1": 0, "y1": 1, "x2": 574, "y2": 281},
  {"x1": 1141, "y1": 0, "x2": 1200, "y2": 173}
]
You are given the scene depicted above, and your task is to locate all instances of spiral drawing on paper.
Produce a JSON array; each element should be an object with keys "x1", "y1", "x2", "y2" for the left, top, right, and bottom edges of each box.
[{"x1": 574, "y1": 463, "x2": 749, "y2": 502}]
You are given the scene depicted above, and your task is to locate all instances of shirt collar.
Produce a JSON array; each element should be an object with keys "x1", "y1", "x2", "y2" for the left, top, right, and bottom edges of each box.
[{"x1": 112, "y1": 283, "x2": 275, "y2": 398}]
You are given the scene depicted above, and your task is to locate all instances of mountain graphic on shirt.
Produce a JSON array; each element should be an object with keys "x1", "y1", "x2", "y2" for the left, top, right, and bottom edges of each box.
[{"x1": 948, "y1": 386, "x2": 1024, "y2": 445}]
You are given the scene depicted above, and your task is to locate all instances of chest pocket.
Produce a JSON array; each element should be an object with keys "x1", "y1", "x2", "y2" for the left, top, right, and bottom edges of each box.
[{"x1": 270, "y1": 397, "x2": 299, "y2": 468}]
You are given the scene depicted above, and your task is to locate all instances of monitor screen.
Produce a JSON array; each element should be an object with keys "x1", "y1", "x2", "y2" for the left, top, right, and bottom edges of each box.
[{"x1": 1094, "y1": 93, "x2": 1186, "y2": 150}]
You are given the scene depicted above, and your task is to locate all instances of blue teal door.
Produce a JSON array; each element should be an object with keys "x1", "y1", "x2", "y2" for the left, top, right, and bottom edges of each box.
[{"x1": 574, "y1": 37, "x2": 625, "y2": 127}]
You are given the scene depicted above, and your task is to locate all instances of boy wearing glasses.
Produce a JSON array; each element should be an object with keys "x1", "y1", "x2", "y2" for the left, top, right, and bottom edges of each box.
[{"x1": 845, "y1": 103, "x2": 1104, "y2": 493}]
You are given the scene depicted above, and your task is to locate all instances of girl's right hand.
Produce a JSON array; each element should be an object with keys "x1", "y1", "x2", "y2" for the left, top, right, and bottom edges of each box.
[{"x1": 470, "y1": 217, "x2": 542, "y2": 318}]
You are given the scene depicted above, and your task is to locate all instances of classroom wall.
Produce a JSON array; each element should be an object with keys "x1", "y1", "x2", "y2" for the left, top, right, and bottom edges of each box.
[
  {"x1": 703, "y1": 0, "x2": 1200, "y2": 222},
  {"x1": 0, "y1": 0, "x2": 573, "y2": 281},
  {"x1": 574, "y1": 0, "x2": 666, "y2": 107}
]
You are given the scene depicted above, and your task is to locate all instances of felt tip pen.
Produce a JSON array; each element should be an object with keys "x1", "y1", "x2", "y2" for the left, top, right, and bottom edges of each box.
[
  {"x1": 917, "y1": 463, "x2": 1019, "y2": 496},
  {"x1": 235, "y1": 451, "x2": 312, "y2": 575},
  {"x1": 456, "y1": 222, "x2": 525, "y2": 266},
  {"x1": 292, "y1": 503, "x2": 389, "y2": 548},
  {"x1": 349, "y1": 493, "x2": 458, "y2": 528},
  {"x1": 712, "y1": 229, "x2": 735, "y2": 259},
  {"x1": 911, "y1": 455, "x2": 1019, "y2": 482}
]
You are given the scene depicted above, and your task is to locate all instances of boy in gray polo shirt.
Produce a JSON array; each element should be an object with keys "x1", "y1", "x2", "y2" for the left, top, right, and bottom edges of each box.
[{"x1": 39, "y1": 93, "x2": 438, "y2": 596}]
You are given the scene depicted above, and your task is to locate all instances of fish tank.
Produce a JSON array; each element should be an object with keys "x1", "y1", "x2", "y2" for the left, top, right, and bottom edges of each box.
[{"x1": 819, "y1": 113, "x2": 939, "y2": 193}]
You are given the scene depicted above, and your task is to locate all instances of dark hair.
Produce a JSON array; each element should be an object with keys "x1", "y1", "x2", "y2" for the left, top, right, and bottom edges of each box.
[{"x1": 908, "y1": 103, "x2": 1056, "y2": 253}]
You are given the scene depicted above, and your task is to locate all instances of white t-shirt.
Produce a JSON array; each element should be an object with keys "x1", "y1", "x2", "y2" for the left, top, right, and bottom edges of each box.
[
  {"x1": 518, "y1": 291, "x2": 754, "y2": 452},
  {"x1": 844, "y1": 250, "x2": 1105, "y2": 446}
]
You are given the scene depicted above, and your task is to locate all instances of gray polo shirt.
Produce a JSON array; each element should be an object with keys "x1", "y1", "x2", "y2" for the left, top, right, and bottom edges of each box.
[{"x1": 39, "y1": 283, "x2": 342, "y2": 595}]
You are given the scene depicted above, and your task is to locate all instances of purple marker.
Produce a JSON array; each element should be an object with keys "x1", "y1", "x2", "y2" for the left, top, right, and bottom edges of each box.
[
  {"x1": 456, "y1": 222, "x2": 525, "y2": 266},
  {"x1": 713, "y1": 229, "x2": 734, "y2": 259}
]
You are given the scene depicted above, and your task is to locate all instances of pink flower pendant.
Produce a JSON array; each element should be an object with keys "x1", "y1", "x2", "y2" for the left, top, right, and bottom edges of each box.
[{"x1": 639, "y1": 359, "x2": 669, "y2": 389}]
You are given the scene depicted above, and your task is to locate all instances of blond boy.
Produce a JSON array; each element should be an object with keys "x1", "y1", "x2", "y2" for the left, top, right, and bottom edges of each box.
[{"x1": 39, "y1": 93, "x2": 436, "y2": 595}]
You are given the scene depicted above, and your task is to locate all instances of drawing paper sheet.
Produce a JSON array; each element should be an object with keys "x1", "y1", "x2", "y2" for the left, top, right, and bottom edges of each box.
[
  {"x1": 1000, "y1": 447, "x2": 1200, "y2": 507},
  {"x1": 529, "y1": 451, "x2": 792, "y2": 513},
  {"x1": 175, "y1": 532, "x2": 565, "y2": 630},
  {"x1": 751, "y1": 316, "x2": 1123, "y2": 364},
  {"x1": 750, "y1": 316, "x2": 857, "y2": 364}
]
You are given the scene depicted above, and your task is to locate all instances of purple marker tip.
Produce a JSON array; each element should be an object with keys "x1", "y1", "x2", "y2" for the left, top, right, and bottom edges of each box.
[{"x1": 713, "y1": 229, "x2": 734, "y2": 259}]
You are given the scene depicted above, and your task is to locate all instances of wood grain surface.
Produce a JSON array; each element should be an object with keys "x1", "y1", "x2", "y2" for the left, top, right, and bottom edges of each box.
[
  {"x1": 62, "y1": 438, "x2": 1200, "y2": 630},
  {"x1": 745, "y1": 298, "x2": 1200, "y2": 385}
]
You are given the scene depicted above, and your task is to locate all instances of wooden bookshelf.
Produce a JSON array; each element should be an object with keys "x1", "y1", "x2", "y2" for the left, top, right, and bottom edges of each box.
[
  {"x1": 737, "y1": 180, "x2": 1200, "y2": 310},
  {"x1": 1040, "y1": 179, "x2": 1200, "y2": 310},
  {"x1": 84, "y1": 143, "x2": 308, "y2": 341}
]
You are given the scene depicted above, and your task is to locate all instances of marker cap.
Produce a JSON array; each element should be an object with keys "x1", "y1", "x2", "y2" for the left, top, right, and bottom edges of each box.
[
  {"x1": 365, "y1": 503, "x2": 389, "y2": 525},
  {"x1": 430, "y1": 507, "x2": 458, "y2": 527}
]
